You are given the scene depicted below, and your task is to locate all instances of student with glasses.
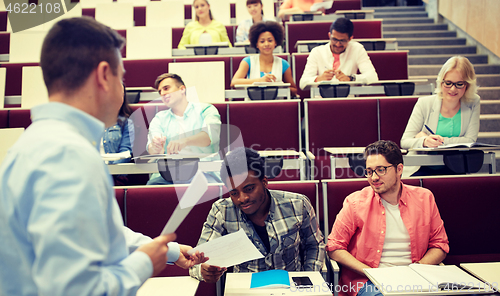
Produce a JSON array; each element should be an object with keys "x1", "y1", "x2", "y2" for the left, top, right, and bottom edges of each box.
[
  {"x1": 327, "y1": 140, "x2": 449, "y2": 296},
  {"x1": 401, "y1": 56, "x2": 480, "y2": 176},
  {"x1": 299, "y1": 17, "x2": 378, "y2": 90}
]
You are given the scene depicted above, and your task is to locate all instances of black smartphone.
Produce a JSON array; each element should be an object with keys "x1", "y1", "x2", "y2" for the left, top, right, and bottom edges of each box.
[{"x1": 292, "y1": 276, "x2": 314, "y2": 288}]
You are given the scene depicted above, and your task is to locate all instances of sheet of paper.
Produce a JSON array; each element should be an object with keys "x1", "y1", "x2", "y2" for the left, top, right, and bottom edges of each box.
[
  {"x1": 310, "y1": 1, "x2": 333, "y2": 11},
  {"x1": 160, "y1": 171, "x2": 208, "y2": 235},
  {"x1": 101, "y1": 151, "x2": 131, "y2": 161},
  {"x1": 187, "y1": 229, "x2": 264, "y2": 267},
  {"x1": 133, "y1": 152, "x2": 218, "y2": 160}
]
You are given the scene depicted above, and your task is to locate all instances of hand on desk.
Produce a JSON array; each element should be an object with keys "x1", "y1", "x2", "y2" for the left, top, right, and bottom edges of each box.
[
  {"x1": 316, "y1": 69, "x2": 335, "y2": 82},
  {"x1": 175, "y1": 245, "x2": 209, "y2": 269},
  {"x1": 201, "y1": 263, "x2": 227, "y2": 283},
  {"x1": 422, "y1": 134, "x2": 444, "y2": 148},
  {"x1": 259, "y1": 73, "x2": 277, "y2": 83},
  {"x1": 166, "y1": 139, "x2": 188, "y2": 154},
  {"x1": 149, "y1": 135, "x2": 166, "y2": 154},
  {"x1": 137, "y1": 233, "x2": 177, "y2": 277},
  {"x1": 334, "y1": 70, "x2": 351, "y2": 82}
]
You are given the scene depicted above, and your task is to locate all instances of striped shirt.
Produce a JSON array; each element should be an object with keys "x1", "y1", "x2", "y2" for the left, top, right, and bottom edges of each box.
[{"x1": 189, "y1": 189, "x2": 325, "y2": 280}]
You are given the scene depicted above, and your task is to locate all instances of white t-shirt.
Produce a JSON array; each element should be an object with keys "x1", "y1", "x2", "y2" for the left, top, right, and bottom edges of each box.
[{"x1": 379, "y1": 198, "x2": 412, "y2": 268}]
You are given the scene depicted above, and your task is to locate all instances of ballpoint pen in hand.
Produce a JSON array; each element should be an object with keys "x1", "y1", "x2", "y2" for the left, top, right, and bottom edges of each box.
[{"x1": 424, "y1": 125, "x2": 435, "y2": 135}]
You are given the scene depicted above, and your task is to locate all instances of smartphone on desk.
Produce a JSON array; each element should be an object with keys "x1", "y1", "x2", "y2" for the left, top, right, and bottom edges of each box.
[{"x1": 292, "y1": 276, "x2": 313, "y2": 288}]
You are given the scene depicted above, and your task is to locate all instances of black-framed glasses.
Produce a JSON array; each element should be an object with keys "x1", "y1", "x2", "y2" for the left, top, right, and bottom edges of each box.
[
  {"x1": 330, "y1": 37, "x2": 349, "y2": 45},
  {"x1": 442, "y1": 80, "x2": 466, "y2": 89},
  {"x1": 364, "y1": 165, "x2": 395, "y2": 177}
]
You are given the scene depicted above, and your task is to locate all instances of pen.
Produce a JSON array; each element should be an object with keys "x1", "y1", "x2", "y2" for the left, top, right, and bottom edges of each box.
[{"x1": 424, "y1": 125, "x2": 435, "y2": 135}]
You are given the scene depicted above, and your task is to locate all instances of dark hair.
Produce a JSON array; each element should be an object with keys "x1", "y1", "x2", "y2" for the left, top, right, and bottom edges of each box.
[
  {"x1": 364, "y1": 140, "x2": 403, "y2": 166},
  {"x1": 119, "y1": 83, "x2": 132, "y2": 120},
  {"x1": 154, "y1": 73, "x2": 186, "y2": 93},
  {"x1": 220, "y1": 147, "x2": 265, "y2": 186},
  {"x1": 249, "y1": 21, "x2": 284, "y2": 49},
  {"x1": 194, "y1": 0, "x2": 213, "y2": 21},
  {"x1": 330, "y1": 17, "x2": 354, "y2": 37},
  {"x1": 246, "y1": 0, "x2": 262, "y2": 5},
  {"x1": 40, "y1": 17, "x2": 125, "y2": 96}
]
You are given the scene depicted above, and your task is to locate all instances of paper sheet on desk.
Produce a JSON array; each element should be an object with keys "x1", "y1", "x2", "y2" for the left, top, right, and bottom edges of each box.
[
  {"x1": 133, "y1": 152, "x2": 218, "y2": 160},
  {"x1": 187, "y1": 229, "x2": 264, "y2": 267},
  {"x1": 101, "y1": 151, "x2": 131, "y2": 161},
  {"x1": 160, "y1": 171, "x2": 208, "y2": 235}
]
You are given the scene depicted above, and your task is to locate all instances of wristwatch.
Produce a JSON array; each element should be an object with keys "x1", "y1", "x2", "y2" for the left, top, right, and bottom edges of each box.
[{"x1": 349, "y1": 74, "x2": 356, "y2": 81}]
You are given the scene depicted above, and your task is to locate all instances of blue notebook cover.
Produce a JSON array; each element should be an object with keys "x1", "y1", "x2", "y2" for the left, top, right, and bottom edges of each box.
[{"x1": 250, "y1": 270, "x2": 291, "y2": 289}]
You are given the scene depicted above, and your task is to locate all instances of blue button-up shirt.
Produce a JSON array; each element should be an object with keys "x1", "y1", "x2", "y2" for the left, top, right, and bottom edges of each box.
[{"x1": 0, "y1": 102, "x2": 152, "y2": 296}]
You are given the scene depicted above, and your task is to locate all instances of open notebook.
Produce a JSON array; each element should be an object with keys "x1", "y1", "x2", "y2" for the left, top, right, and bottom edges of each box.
[{"x1": 364, "y1": 264, "x2": 494, "y2": 295}]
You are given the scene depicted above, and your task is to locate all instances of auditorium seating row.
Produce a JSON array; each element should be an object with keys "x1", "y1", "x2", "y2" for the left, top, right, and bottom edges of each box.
[
  {"x1": 0, "y1": 18, "x2": 382, "y2": 58},
  {"x1": 0, "y1": 0, "x2": 362, "y2": 34},
  {"x1": 1, "y1": 96, "x2": 418, "y2": 182},
  {"x1": 114, "y1": 175, "x2": 500, "y2": 282},
  {"x1": 1, "y1": 50, "x2": 408, "y2": 99}
]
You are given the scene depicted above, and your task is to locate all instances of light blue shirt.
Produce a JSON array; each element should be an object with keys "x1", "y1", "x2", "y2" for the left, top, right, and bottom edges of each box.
[
  {"x1": 0, "y1": 102, "x2": 178, "y2": 296},
  {"x1": 146, "y1": 102, "x2": 221, "y2": 181}
]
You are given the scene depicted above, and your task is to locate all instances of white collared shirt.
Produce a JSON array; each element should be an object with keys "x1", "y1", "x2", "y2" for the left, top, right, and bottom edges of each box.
[{"x1": 299, "y1": 41, "x2": 379, "y2": 90}]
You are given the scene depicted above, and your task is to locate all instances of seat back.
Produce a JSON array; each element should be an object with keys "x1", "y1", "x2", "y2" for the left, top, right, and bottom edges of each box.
[
  {"x1": 0, "y1": 110, "x2": 8, "y2": 128},
  {"x1": 175, "y1": 56, "x2": 232, "y2": 90},
  {"x1": 8, "y1": 109, "x2": 31, "y2": 129},
  {"x1": 0, "y1": 33, "x2": 9, "y2": 54},
  {"x1": 126, "y1": 185, "x2": 221, "y2": 276},
  {"x1": 286, "y1": 20, "x2": 382, "y2": 53},
  {"x1": 146, "y1": 1, "x2": 184, "y2": 28},
  {"x1": 169, "y1": 61, "x2": 225, "y2": 103},
  {"x1": 123, "y1": 59, "x2": 173, "y2": 88},
  {"x1": 325, "y1": 0, "x2": 362, "y2": 14},
  {"x1": 421, "y1": 175, "x2": 500, "y2": 264},
  {"x1": 227, "y1": 100, "x2": 301, "y2": 151},
  {"x1": 305, "y1": 98, "x2": 378, "y2": 152},
  {"x1": 291, "y1": 53, "x2": 309, "y2": 99},
  {"x1": 95, "y1": 2, "x2": 134, "y2": 29},
  {"x1": 379, "y1": 97, "x2": 418, "y2": 144},
  {"x1": 368, "y1": 51, "x2": 409, "y2": 80},
  {"x1": 0, "y1": 128, "x2": 24, "y2": 164},
  {"x1": 127, "y1": 27, "x2": 172, "y2": 59},
  {"x1": 21, "y1": 66, "x2": 48, "y2": 109}
]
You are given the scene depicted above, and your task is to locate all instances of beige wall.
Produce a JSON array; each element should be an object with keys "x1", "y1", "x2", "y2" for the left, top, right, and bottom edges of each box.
[{"x1": 439, "y1": 0, "x2": 500, "y2": 57}]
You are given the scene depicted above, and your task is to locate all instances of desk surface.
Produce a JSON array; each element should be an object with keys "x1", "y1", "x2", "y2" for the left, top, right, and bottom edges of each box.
[
  {"x1": 460, "y1": 262, "x2": 500, "y2": 292},
  {"x1": 137, "y1": 276, "x2": 200, "y2": 296},
  {"x1": 224, "y1": 271, "x2": 332, "y2": 296}
]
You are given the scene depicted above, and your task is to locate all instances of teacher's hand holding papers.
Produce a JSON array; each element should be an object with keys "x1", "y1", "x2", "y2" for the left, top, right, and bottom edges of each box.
[{"x1": 137, "y1": 233, "x2": 177, "y2": 277}]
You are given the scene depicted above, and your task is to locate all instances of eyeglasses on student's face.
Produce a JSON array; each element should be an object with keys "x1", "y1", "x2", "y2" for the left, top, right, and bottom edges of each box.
[
  {"x1": 364, "y1": 165, "x2": 395, "y2": 178},
  {"x1": 442, "y1": 80, "x2": 466, "y2": 89},
  {"x1": 330, "y1": 37, "x2": 349, "y2": 45}
]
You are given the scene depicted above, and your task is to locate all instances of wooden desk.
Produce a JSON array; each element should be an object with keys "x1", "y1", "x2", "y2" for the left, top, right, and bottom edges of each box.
[
  {"x1": 460, "y1": 262, "x2": 500, "y2": 292},
  {"x1": 228, "y1": 83, "x2": 292, "y2": 101},
  {"x1": 108, "y1": 150, "x2": 308, "y2": 180},
  {"x1": 224, "y1": 271, "x2": 332, "y2": 296},
  {"x1": 137, "y1": 276, "x2": 200, "y2": 296}
]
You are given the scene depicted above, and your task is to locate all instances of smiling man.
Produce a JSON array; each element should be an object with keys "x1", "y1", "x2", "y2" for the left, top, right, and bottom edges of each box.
[
  {"x1": 146, "y1": 73, "x2": 221, "y2": 185},
  {"x1": 189, "y1": 147, "x2": 325, "y2": 283},
  {"x1": 327, "y1": 140, "x2": 449, "y2": 296},
  {"x1": 299, "y1": 17, "x2": 378, "y2": 90}
]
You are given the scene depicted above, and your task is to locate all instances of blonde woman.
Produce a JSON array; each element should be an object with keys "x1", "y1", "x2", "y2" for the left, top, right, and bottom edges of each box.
[
  {"x1": 178, "y1": 0, "x2": 232, "y2": 49},
  {"x1": 401, "y1": 56, "x2": 480, "y2": 175}
]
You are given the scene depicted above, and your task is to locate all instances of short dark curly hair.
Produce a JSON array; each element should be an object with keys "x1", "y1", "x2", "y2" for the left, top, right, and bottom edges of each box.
[
  {"x1": 248, "y1": 21, "x2": 284, "y2": 49},
  {"x1": 220, "y1": 147, "x2": 265, "y2": 187}
]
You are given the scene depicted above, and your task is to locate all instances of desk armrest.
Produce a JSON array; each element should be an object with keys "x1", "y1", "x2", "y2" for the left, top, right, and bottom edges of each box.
[{"x1": 305, "y1": 150, "x2": 316, "y2": 160}]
